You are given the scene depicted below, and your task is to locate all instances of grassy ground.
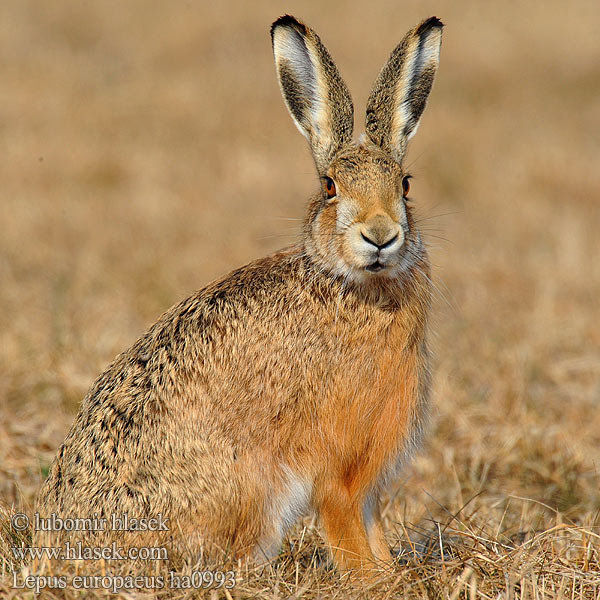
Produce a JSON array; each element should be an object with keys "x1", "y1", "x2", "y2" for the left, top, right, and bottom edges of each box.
[{"x1": 1, "y1": 1, "x2": 599, "y2": 598}]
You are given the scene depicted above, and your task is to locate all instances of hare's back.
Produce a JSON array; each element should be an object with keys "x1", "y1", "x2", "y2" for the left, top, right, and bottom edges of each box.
[{"x1": 38, "y1": 248, "x2": 312, "y2": 513}]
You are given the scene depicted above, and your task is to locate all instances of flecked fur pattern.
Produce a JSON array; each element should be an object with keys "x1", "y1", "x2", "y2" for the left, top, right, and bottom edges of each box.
[{"x1": 37, "y1": 15, "x2": 443, "y2": 577}]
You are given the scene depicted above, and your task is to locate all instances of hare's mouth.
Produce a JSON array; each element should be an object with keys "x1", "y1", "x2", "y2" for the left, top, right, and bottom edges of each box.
[{"x1": 365, "y1": 260, "x2": 386, "y2": 273}]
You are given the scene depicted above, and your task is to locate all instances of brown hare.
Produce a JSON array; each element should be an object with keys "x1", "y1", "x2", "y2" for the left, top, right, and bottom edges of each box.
[{"x1": 37, "y1": 15, "x2": 443, "y2": 575}]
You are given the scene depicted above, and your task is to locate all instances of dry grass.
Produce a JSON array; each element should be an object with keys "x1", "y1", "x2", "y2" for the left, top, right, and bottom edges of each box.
[{"x1": 1, "y1": 1, "x2": 599, "y2": 598}]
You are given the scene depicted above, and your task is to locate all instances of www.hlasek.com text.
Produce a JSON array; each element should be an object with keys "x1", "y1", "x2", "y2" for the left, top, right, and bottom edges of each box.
[{"x1": 13, "y1": 541, "x2": 168, "y2": 561}]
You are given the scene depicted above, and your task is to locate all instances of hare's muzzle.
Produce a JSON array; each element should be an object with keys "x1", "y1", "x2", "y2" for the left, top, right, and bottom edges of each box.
[{"x1": 357, "y1": 214, "x2": 405, "y2": 272}]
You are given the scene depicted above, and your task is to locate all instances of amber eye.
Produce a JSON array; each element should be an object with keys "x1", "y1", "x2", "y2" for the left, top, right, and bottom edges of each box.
[
  {"x1": 324, "y1": 177, "x2": 337, "y2": 199},
  {"x1": 402, "y1": 175, "x2": 411, "y2": 197}
]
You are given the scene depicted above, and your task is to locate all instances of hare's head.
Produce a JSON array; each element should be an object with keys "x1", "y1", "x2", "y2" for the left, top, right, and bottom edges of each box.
[{"x1": 271, "y1": 16, "x2": 442, "y2": 283}]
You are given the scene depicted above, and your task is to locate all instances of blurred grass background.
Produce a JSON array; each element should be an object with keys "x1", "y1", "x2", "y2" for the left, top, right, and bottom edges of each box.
[{"x1": 1, "y1": 1, "x2": 599, "y2": 596}]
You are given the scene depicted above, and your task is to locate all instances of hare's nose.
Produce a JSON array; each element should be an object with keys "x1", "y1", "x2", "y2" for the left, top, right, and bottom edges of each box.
[
  {"x1": 360, "y1": 213, "x2": 404, "y2": 251},
  {"x1": 361, "y1": 231, "x2": 399, "y2": 250}
]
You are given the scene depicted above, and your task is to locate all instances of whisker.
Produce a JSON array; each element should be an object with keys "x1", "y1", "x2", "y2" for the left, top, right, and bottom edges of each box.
[
  {"x1": 414, "y1": 210, "x2": 462, "y2": 222},
  {"x1": 422, "y1": 234, "x2": 452, "y2": 244}
]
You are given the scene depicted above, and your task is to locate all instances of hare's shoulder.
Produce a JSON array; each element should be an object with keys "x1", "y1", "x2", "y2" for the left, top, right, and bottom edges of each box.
[
  {"x1": 75, "y1": 246, "x2": 306, "y2": 412},
  {"x1": 148, "y1": 243, "x2": 307, "y2": 337}
]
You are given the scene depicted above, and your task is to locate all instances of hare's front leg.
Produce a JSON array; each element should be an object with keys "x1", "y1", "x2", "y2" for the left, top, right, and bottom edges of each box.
[{"x1": 315, "y1": 479, "x2": 377, "y2": 573}]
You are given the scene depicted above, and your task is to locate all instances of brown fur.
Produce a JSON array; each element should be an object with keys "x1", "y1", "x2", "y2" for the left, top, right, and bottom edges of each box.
[{"x1": 36, "y1": 14, "x2": 443, "y2": 576}]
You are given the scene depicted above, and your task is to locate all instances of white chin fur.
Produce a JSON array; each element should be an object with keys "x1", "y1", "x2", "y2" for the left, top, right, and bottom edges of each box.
[{"x1": 328, "y1": 251, "x2": 417, "y2": 285}]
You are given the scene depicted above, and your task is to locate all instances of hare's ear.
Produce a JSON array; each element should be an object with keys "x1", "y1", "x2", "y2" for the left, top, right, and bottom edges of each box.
[
  {"x1": 271, "y1": 15, "x2": 354, "y2": 174},
  {"x1": 365, "y1": 17, "x2": 443, "y2": 163}
]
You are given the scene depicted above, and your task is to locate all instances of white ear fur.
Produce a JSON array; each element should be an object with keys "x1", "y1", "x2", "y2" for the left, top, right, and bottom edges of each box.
[
  {"x1": 391, "y1": 24, "x2": 442, "y2": 146},
  {"x1": 272, "y1": 26, "x2": 328, "y2": 142},
  {"x1": 271, "y1": 16, "x2": 353, "y2": 174}
]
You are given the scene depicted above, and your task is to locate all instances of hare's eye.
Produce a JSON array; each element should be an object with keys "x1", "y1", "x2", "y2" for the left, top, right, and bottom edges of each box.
[
  {"x1": 402, "y1": 175, "x2": 412, "y2": 197},
  {"x1": 323, "y1": 177, "x2": 337, "y2": 199}
]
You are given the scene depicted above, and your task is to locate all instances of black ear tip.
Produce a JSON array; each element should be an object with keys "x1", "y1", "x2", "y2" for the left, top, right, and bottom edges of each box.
[
  {"x1": 271, "y1": 15, "x2": 307, "y2": 38},
  {"x1": 417, "y1": 16, "x2": 444, "y2": 34}
]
